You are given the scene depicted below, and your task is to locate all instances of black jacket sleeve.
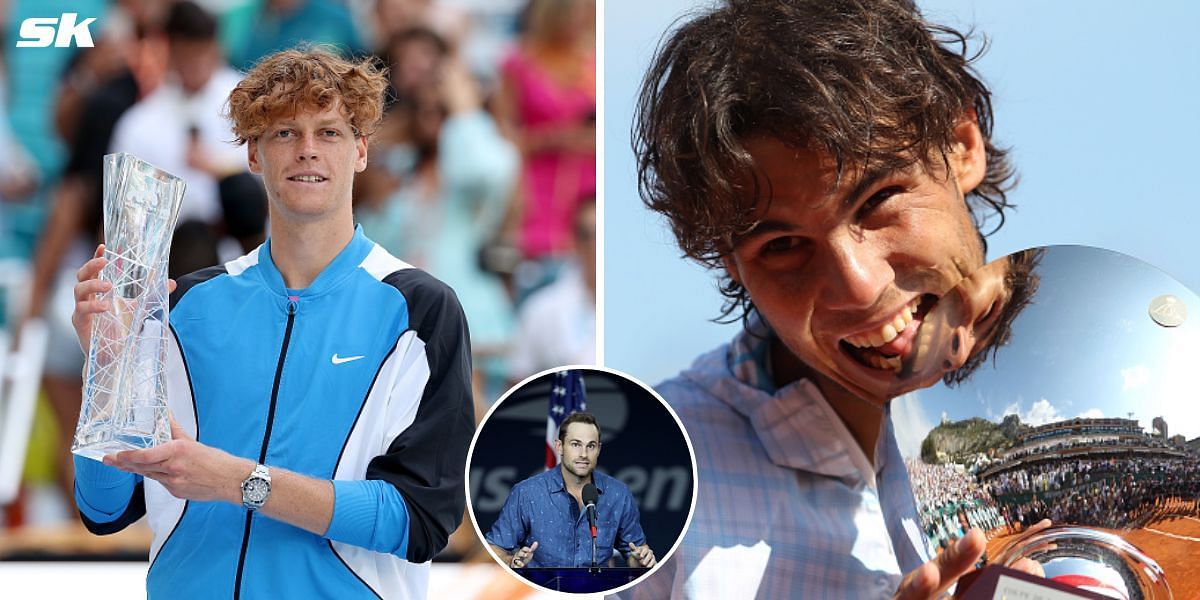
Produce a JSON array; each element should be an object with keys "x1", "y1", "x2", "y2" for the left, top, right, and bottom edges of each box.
[{"x1": 372, "y1": 269, "x2": 475, "y2": 563}]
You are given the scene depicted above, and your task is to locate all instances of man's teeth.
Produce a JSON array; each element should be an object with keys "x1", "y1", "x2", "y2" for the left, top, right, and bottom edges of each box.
[
  {"x1": 862, "y1": 353, "x2": 902, "y2": 372},
  {"x1": 291, "y1": 175, "x2": 325, "y2": 182},
  {"x1": 844, "y1": 297, "x2": 922, "y2": 348}
]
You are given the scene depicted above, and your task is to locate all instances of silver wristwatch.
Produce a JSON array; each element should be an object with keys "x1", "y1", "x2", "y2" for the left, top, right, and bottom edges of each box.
[{"x1": 241, "y1": 464, "x2": 272, "y2": 511}]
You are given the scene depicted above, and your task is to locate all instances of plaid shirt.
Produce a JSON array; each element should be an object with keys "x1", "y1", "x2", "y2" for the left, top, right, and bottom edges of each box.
[{"x1": 622, "y1": 322, "x2": 931, "y2": 598}]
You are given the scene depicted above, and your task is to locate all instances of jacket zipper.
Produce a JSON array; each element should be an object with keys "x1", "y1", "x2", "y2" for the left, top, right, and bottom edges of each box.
[{"x1": 233, "y1": 300, "x2": 296, "y2": 599}]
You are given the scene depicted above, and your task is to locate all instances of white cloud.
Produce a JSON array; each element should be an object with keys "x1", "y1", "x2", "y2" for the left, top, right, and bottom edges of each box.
[
  {"x1": 1024, "y1": 399, "x2": 1063, "y2": 426},
  {"x1": 1076, "y1": 408, "x2": 1104, "y2": 419},
  {"x1": 890, "y1": 392, "x2": 934, "y2": 460},
  {"x1": 1121, "y1": 365, "x2": 1151, "y2": 391},
  {"x1": 1000, "y1": 398, "x2": 1064, "y2": 427}
]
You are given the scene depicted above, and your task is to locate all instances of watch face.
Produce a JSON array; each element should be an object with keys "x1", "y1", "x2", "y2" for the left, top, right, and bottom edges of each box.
[{"x1": 244, "y1": 478, "x2": 269, "y2": 502}]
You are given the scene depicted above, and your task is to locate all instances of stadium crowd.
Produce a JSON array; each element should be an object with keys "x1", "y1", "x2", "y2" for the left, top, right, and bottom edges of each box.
[
  {"x1": 983, "y1": 455, "x2": 1200, "y2": 530},
  {"x1": 909, "y1": 425, "x2": 1200, "y2": 554},
  {"x1": 906, "y1": 458, "x2": 1005, "y2": 551},
  {"x1": 1001, "y1": 435, "x2": 1179, "y2": 463}
]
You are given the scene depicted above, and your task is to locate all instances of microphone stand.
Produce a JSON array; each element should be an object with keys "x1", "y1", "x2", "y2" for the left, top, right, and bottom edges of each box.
[
  {"x1": 583, "y1": 482, "x2": 600, "y2": 573},
  {"x1": 589, "y1": 506, "x2": 598, "y2": 572}
]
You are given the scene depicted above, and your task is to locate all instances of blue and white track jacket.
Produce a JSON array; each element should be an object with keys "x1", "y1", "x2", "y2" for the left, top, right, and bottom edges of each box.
[{"x1": 74, "y1": 227, "x2": 474, "y2": 599}]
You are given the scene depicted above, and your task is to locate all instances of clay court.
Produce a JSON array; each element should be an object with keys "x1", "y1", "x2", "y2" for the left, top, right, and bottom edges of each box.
[{"x1": 986, "y1": 516, "x2": 1200, "y2": 599}]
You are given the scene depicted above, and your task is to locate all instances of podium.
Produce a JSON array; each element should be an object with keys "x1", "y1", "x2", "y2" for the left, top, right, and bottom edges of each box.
[{"x1": 516, "y1": 567, "x2": 650, "y2": 593}]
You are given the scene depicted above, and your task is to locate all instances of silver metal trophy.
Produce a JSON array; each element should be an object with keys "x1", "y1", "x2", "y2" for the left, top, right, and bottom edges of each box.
[
  {"x1": 71, "y1": 153, "x2": 185, "y2": 461},
  {"x1": 891, "y1": 246, "x2": 1196, "y2": 599}
]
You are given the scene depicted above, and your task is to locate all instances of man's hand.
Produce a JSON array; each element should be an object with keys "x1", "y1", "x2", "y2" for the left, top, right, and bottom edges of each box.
[
  {"x1": 1006, "y1": 519, "x2": 1051, "y2": 578},
  {"x1": 895, "y1": 521, "x2": 1051, "y2": 599},
  {"x1": 71, "y1": 244, "x2": 176, "y2": 354},
  {"x1": 71, "y1": 245, "x2": 112, "y2": 354},
  {"x1": 627, "y1": 541, "x2": 656, "y2": 568},
  {"x1": 103, "y1": 415, "x2": 253, "y2": 504},
  {"x1": 510, "y1": 541, "x2": 538, "y2": 569},
  {"x1": 894, "y1": 528, "x2": 986, "y2": 600}
]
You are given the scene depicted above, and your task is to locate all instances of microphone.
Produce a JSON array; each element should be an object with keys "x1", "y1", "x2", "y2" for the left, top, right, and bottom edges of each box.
[{"x1": 582, "y1": 483, "x2": 599, "y2": 538}]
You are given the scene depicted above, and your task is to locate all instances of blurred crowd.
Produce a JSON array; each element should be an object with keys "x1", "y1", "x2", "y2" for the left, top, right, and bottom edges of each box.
[
  {"x1": 0, "y1": 0, "x2": 596, "y2": 560},
  {"x1": 983, "y1": 455, "x2": 1200, "y2": 531},
  {"x1": 909, "y1": 450, "x2": 1200, "y2": 552},
  {"x1": 1002, "y1": 435, "x2": 1179, "y2": 463},
  {"x1": 906, "y1": 459, "x2": 1005, "y2": 552}
]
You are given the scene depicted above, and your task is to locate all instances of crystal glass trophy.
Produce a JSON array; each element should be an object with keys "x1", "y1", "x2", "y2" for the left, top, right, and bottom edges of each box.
[
  {"x1": 889, "y1": 246, "x2": 1195, "y2": 598},
  {"x1": 72, "y1": 153, "x2": 185, "y2": 461}
]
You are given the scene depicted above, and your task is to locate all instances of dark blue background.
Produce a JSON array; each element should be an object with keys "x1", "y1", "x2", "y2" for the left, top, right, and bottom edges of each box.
[{"x1": 469, "y1": 369, "x2": 694, "y2": 562}]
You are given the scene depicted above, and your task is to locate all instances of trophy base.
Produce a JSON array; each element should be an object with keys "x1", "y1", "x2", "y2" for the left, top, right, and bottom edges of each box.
[
  {"x1": 956, "y1": 565, "x2": 1112, "y2": 599},
  {"x1": 72, "y1": 434, "x2": 162, "y2": 462}
]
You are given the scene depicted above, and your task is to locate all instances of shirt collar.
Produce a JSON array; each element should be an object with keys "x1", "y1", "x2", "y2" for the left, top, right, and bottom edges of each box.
[
  {"x1": 683, "y1": 314, "x2": 895, "y2": 484},
  {"x1": 727, "y1": 313, "x2": 778, "y2": 394},
  {"x1": 257, "y1": 224, "x2": 373, "y2": 298},
  {"x1": 546, "y1": 465, "x2": 606, "y2": 494},
  {"x1": 689, "y1": 315, "x2": 929, "y2": 566}
]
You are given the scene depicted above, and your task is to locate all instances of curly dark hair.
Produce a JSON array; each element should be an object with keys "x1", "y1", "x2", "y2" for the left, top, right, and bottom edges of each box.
[{"x1": 634, "y1": 0, "x2": 1016, "y2": 323}]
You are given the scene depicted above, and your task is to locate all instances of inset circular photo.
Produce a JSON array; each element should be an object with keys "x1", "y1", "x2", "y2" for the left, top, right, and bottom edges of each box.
[{"x1": 467, "y1": 367, "x2": 696, "y2": 594}]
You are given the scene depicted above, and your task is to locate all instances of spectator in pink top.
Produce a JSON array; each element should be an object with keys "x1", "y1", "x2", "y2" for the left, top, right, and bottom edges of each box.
[{"x1": 496, "y1": 0, "x2": 596, "y2": 262}]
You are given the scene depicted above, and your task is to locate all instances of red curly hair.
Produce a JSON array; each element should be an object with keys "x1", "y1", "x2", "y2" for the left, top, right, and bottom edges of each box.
[{"x1": 225, "y1": 46, "x2": 388, "y2": 144}]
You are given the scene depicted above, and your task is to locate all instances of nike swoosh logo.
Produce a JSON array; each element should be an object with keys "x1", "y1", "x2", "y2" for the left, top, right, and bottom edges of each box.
[{"x1": 331, "y1": 354, "x2": 365, "y2": 365}]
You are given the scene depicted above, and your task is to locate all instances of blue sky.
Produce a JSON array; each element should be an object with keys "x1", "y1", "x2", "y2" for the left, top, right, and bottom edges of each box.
[{"x1": 603, "y1": 1, "x2": 1200, "y2": 399}]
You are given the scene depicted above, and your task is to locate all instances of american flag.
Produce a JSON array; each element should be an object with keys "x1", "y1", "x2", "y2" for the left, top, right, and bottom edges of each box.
[{"x1": 546, "y1": 369, "x2": 587, "y2": 469}]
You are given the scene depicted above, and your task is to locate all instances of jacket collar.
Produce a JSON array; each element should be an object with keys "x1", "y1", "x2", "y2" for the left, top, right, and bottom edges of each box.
[{"x1": 257, "y1": 225, "x2": 374, "y2": 298}]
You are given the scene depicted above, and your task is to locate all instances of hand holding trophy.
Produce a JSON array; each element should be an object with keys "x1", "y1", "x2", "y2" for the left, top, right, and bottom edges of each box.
[{"x1": 71, "y1": 153, "x2": 185, "y2": 461}]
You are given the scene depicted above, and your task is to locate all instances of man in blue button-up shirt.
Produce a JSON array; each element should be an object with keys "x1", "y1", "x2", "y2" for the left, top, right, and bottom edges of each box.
[{"x1": 486, "y1": 412, "x2": 655, "y2": 568}]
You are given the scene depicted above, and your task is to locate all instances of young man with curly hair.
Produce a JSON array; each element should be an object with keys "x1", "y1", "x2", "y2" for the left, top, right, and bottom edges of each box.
[
  {"x1": 626, "y1": 0, "x2": 1031, "y2": 598},
  {"x1": 70, "y1": 48, "x2": 473, "y2": 599}
]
